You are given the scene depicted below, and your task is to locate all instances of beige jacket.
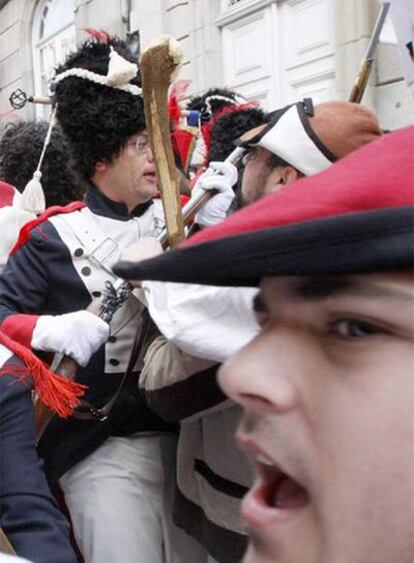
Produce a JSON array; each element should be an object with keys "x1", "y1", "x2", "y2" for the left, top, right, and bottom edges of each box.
[{"x1": 141, "y1": 336, "x2": 250, "y2": 563}]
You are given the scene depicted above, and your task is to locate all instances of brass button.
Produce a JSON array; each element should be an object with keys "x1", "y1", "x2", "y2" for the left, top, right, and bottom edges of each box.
[{"x1": 81, "y1": 266, "x2": 91, "y2": 276}]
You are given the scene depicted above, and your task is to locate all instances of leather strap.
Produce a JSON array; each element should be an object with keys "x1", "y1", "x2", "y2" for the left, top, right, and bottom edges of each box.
[{"x1": 72, "y1": 309, "x2": 158, "y2": 422}]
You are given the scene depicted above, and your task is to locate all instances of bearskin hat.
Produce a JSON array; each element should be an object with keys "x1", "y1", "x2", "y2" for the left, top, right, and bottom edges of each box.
[
  {"x1": 186, "y1": 87, "x2": 246, "y2": 123},
  {"x1": 208, "y1": 105, "x2": 266, "y2": 162},
  {"x1": 52, "y1": 36, "x2": 145, "y2": 180},
  {"x1": 0, "y1": 120, "x2": 84, "y2": 206}
]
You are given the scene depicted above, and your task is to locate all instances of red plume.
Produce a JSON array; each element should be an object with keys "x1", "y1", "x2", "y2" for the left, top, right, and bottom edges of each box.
[
  {"x1": 83, "y1": 28, "x2": 112, "y2": 43},
  {"x1": 209, "y1": 101, "x2": 259, "y2": 127},
  {"x1": 168, "y1": 80, "x2": 192, "y2": 129}
]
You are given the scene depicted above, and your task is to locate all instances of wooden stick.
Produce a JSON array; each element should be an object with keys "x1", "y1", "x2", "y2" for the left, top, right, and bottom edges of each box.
[
  {"x1": 140, "y1": 36, "x2": 185, "y2": 248},
  {"x1": 0, "y1": 527, "x2": 15, "y2": 556}
]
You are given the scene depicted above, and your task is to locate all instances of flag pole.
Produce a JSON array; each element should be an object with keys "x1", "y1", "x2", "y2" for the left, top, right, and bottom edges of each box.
[{"x1": 349, "y1": 2, "x2": 391, "y2": 103}]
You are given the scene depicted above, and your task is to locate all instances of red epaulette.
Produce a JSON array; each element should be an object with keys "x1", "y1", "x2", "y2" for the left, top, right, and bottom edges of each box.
[{"x1": 11, "y1": 201, "x2": 86, "y2": 255}]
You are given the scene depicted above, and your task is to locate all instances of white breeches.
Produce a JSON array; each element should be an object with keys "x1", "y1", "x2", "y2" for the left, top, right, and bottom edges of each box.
[{"x1": 60, "y1": 433, "x2": 207, "y2": 563}]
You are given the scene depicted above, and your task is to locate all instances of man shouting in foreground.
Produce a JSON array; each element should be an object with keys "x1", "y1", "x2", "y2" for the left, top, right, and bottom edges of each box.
[{"x1": 114, "y1": 125, "x2": 414, "y2": 563}]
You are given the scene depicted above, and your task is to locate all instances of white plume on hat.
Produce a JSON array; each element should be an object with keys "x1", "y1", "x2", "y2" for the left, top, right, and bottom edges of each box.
[{"x1": 106, "y1": 47, "x2": 138, "y2": 86}]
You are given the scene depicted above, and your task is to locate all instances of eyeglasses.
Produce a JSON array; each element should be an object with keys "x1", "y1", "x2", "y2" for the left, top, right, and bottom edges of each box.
[{"x1": 128, "y1": 135, "x2": 151, "y2": 154}]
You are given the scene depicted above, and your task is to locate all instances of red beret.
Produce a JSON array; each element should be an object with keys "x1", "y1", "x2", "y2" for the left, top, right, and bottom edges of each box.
[{"x1": 114, "y1": 126, "x2": 414, "y2": 286}]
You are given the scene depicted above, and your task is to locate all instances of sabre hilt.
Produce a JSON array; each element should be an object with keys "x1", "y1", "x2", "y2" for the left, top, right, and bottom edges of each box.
[{"x1": 99, "y1": 279, "x2": 132, "y2": 323}]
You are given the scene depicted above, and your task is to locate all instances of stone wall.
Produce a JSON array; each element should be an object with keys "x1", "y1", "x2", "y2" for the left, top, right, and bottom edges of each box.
[
  {"x1": 1, "y1": 0, "x2": 413, "y2": 131},
  {"x1": 0, "y1": 0, "x2": 33, "y2": 125}
]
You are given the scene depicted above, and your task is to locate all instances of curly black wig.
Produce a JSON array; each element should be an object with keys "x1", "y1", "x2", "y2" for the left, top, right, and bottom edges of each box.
[
  {"x1": 186, "y1": 88, "x2": 245, "y2": 123},
  {"x1": 52, "y1": 37, "x2": 145, "y2": 180},
  {"x1": 209, "y1": 106, "x2": 266, "y2": 162},
  {"x1": 0, "y1": 120, "x2": 84, "y2": 207}
]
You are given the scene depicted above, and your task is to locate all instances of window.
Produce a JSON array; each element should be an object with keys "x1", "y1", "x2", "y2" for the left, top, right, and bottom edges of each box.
[{"x1": 32, "y1": 0, "x2": 76, "y2": 118}]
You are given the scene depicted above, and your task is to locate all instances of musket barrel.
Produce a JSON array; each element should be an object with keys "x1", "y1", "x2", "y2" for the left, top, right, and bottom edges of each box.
[{"x1": 349, "y1": 2, "x2": 391, "y2": 103}]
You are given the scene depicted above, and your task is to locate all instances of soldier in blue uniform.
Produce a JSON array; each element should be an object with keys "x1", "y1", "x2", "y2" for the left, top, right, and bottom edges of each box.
[{"x1": 0, "y1": 33, "x2": 205, "y2": 563}]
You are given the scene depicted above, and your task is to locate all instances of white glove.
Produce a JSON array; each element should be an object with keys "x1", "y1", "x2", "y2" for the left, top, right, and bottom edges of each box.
[
  {"x1": 32, "y1": 310, "x2": 110, "y2": 367},
  {"x1": 193, "y1": 161, "x2": 238, "y2": 226}
]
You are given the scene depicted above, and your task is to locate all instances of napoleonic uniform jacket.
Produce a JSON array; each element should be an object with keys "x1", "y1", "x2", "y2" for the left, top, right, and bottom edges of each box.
[{"x1": 0, "y1": 186, "x2": 171, "y2": 484}]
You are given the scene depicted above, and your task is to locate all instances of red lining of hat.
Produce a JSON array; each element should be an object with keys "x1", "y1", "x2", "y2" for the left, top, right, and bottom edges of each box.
[{"x1": 182, "y1": 126, "x2": 414, "y2": 248}]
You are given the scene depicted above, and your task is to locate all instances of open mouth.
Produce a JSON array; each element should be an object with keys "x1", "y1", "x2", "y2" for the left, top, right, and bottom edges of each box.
[
  {"x1": 242, "y1": 452, "x2": 310, "y2": 528},
  {"x1": 258, "y1": 455, "x2": 308, "y2": 509},
  {"x1": 143, "y1": 171, "x2": 157, "y2": 182}
]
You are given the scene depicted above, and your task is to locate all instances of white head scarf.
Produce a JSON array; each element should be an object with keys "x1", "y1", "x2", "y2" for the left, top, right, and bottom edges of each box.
[{"x1": 0, "y1": 187, "x2": 35, "y2": 272}]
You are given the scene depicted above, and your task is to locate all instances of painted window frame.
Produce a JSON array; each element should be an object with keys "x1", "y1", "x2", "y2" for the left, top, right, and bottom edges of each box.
[{"x1": 32, "y1": 0, "x2": 76, "y2": 118}]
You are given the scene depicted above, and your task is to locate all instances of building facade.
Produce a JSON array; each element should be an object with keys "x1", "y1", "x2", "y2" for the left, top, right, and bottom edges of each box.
[{"x1": 0, "y1": 0, "x2": 413, "y2": 129}]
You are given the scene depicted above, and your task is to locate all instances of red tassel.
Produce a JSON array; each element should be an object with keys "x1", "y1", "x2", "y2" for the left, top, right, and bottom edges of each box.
[{"x1": 0, "y1": 331, "x2": 87, "y2": 418}]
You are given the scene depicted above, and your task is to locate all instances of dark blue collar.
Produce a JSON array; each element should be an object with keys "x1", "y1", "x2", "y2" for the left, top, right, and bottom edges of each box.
[{"x1": 85, "y1": 184, "x2": 153, "y2": 221}]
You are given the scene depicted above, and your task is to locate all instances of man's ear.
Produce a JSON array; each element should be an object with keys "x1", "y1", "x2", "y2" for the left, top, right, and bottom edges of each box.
[
  {"x1": 280, "y1": 166, "x2": 300, "y2": 185},
  {"x1": 95, "y1": 161, "x2": 108, "y2": 173}
]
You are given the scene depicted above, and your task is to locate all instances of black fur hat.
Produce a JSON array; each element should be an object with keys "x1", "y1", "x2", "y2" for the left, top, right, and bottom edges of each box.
[
  {"x1": 0, "y1": 120, "x2": 84, "y2": 206},
  {"x1": 52, "y1": 36, "x2": 145, "y2": 180},
  {"x1": 187, "y1": 87, "x2": 246, "y2": 123},
  {"x1": 209, "y1": 106, "x2": 266, "y2": 162}
]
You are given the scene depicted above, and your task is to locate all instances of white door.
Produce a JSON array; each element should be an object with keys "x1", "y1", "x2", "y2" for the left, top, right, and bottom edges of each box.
[{"x1": 218, "y1": 0, "x2": 336, "y2": 110}]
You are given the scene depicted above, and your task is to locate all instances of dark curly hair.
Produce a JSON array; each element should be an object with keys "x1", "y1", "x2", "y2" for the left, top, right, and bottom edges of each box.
[
  {"x1": 209, "y1": 106, "x2": 266, "y2": 162},
  {"x1": 52, "y1": 37, "x2": 145, "y2": 180},
  {"x1": 187, "y1": 88, "x2": 245, "y2": 123},
  {"x1": 0, "y1": 120, "x2": 84, "y2": 206}
]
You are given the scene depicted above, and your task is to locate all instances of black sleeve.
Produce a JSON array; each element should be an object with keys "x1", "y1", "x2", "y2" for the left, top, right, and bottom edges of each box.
[{"x1": 0, "y1": 371, "x2": 77, "y2": 563}]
